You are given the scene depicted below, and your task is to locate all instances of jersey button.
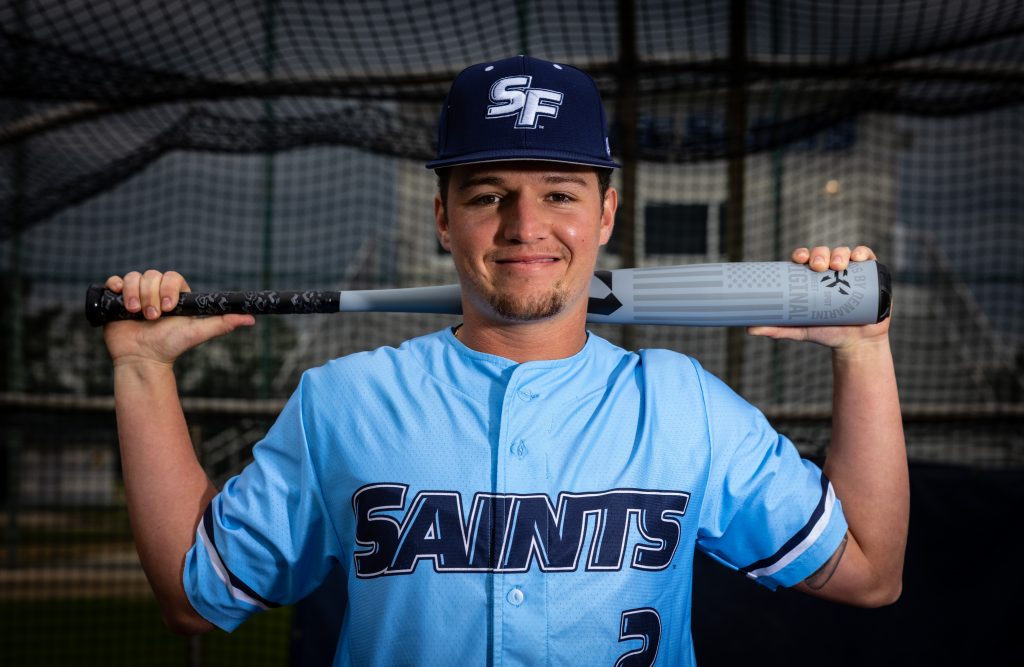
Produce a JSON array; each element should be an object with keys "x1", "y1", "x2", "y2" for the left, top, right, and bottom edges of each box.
[
  {"x1": 517, "y1": 388, "x2": 539, "y2": 402},
  {"x1": 506, "y1": 587, "x2": 525, "y2": 606},
  {"x1": 510, "y1": 439, "x2": 528, "y2": 459}
]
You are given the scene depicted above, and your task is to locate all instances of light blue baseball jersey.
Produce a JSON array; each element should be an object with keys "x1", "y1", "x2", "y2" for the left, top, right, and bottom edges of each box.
[{"x1": 184, "y1": 328, "x2": 847, "y2": 666}]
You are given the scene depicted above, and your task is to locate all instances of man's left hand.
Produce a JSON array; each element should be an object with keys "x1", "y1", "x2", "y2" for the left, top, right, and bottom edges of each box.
[{"x1": 747, "y1": 245, "x2": 891, "y2": 352}]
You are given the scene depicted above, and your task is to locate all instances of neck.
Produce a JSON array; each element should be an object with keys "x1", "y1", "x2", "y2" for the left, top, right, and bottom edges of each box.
[{"x1": 456, "y1": 308, "x2": 589, "y2": 363}]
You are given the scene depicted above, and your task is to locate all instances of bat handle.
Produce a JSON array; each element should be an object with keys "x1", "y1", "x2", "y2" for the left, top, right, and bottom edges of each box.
[{"x1": 85, "y1": 286, "x2": 339, "y2": 327}]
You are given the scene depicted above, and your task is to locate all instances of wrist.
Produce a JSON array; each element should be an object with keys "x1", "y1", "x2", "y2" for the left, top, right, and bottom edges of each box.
[
  {"x1": 113, "y1": 355, "x2": 176, "y2": 381},
  {"x1": 831, "y1": 334, "x2": 891, "y2": 365}
]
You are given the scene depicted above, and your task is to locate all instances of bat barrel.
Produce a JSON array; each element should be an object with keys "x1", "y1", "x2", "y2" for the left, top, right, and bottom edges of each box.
[{"x1": 584, "y1": 260, "x2": 891, "y2": 327}]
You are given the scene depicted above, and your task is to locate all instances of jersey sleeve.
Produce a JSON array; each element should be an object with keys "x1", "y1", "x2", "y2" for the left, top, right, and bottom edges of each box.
[
  {"x1": 693, "y1": 362, "x2": 848, "y2": 591},
  {"x1": 183, "y1": 372, "x2": 343, "y2": 631}
]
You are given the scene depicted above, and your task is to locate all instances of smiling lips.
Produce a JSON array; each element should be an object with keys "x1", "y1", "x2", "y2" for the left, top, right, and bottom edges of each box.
[{"x1": 494, "y1": 255, "x2": 561, "y2": 265}]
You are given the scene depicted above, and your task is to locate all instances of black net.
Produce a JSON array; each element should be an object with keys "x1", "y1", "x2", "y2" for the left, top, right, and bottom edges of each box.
[{"x1": 2, "y1": 1, "x2": 1023, "y2": 664}]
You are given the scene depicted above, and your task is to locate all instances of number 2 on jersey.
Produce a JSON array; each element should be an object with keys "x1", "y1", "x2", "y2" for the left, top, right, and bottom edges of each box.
[{"x1": 615, "y1": 607, "x2": 661, "y2": 666}]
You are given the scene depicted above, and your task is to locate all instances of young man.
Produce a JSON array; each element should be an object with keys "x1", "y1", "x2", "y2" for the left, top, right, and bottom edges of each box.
[{"x1": 104, "y1": 56, "x2": 907, "y2": 665}]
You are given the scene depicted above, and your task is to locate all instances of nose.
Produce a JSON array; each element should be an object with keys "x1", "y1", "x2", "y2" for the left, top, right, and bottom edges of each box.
[{"x1": 501, "y1": 196, "x2": 549, "y2": 243}]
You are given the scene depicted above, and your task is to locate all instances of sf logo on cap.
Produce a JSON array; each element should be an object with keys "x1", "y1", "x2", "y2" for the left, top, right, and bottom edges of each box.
[{"x1": 487, "y1": 76, "x2": 563, "y2": 129}]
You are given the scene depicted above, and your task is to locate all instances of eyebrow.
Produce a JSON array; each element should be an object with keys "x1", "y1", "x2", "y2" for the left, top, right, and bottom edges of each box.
[
  {"x1": 457, "y1": 174, "x2": 589, "y2": 191},
  {"x1": 457, "y1": 175, "x2": 505, "y2": 191}
]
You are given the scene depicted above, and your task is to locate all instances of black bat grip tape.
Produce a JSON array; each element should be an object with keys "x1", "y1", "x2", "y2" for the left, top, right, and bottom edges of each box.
[{"x1": 85, "y1": 286, "x2": 339, "y2": 327}]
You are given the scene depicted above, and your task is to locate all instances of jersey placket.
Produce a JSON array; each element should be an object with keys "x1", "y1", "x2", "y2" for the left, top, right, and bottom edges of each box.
[{"x1": 492, "y1": 363, "x2": 550, "y2": 667}]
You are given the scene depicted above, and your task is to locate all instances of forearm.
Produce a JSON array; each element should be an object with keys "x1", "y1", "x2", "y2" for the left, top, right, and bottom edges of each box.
[
  {"x1": 115, "y1": 359, "x2": 215, "y2": 632},
  {"x1": 824, "y1": 336, "x2": 909, "y2": 595}
]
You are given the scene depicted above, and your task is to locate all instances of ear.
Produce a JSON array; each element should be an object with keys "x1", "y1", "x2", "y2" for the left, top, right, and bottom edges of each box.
[
  {"x1": 598, "y1": 186, "x2": 618, "y2": 246},
  {"x1": 434, "y1": 193, "x2": 452, "y2": 252}
]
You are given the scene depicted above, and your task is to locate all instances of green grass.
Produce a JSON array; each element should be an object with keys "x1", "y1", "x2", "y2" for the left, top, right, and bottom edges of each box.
[{"x1": 0, "y1": 598, "x2": 293, "y2": 666}]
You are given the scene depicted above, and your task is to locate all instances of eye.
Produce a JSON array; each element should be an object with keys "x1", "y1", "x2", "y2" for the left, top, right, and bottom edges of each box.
[
  {"x1": 547, "y1": 192, "x2": 576, "y2": 204},
  {"x1": 469, "y1": 193, "x2": 502, "y2": 206}
]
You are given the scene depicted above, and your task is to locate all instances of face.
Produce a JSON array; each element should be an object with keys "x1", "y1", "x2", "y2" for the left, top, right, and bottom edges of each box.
[{"x1": 435, "y1": 161, "x2": 617, "y2": 323}]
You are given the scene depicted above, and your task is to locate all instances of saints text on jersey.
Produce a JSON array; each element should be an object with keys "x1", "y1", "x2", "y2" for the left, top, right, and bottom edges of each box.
[{"x1": 353, "y1": 485, "x2": 691, "y2": 578}]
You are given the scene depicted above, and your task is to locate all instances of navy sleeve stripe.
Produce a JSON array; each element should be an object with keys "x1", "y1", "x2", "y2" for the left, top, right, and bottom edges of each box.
[
  {"x1": 201, "y1": 503, "x2": 280, "y2": 609},
  {"x1": 739, "y1": 474, "x2": 835, "y2": 580}
]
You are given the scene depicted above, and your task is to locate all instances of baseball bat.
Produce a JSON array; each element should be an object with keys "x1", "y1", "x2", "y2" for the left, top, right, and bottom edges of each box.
[{"x1": 85, "y1": 260, "x2": 891, "y2": 327}]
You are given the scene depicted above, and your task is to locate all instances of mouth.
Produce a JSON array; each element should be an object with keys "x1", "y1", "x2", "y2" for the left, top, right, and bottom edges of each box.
[{"x1": 494, "y1": 256, "x2": 561, "y2": 265}]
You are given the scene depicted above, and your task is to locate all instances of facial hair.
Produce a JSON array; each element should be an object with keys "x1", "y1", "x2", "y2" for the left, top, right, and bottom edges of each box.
[{"x1": 487, "y1": 284, "x2": 569, "y2": 321}]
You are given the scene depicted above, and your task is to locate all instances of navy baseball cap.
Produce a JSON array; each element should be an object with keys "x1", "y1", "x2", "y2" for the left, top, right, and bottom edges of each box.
[{"x1": 426, "y1": 55, "x2": 620, "y2": 170}]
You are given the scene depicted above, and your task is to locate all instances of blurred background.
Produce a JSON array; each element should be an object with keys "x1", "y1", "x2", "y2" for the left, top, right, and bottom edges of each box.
[{"x1": 1, "y1": 1, "x2": 1021, "y2": 665}]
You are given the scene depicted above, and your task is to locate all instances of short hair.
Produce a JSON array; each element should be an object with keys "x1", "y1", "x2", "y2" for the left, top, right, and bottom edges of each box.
[{"x1": 436, "y1": 167, "x2": 613, "y2": 213}]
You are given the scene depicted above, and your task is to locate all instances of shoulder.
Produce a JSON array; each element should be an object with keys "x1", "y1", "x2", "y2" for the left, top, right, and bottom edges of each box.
[
  {"x1": 298, "y1": 329, "x2": 446, "y2": 393},
  {"x1": 634, "y1": 346, "x2": 706, "y2": 391},
  {"x1": 578, "y1": 334, "x2": 711, "y2": 397},
  {"x1": 636, "y1": 345, "x2": 699, "y2": 369},
  {"x1": 633, "y1": 346, "x2": 763, "y2": 431},
  {"x1": 583, "y1": 340, "x2": 713, "y2": 422},
  {"x1": 584, "y1": 331, "x2": 701, "y2": 372}
]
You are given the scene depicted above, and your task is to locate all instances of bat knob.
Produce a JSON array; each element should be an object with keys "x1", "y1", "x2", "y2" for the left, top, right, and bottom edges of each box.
[
  {"x1": 85, "y1": 284, "x2": 109, "y2": 327},
  {"x1": 876, "y1": 262, "x2": 892, "y2": 322},
  {"x1": 85, "y1": 284, "x2": 137, "y2": 327}
]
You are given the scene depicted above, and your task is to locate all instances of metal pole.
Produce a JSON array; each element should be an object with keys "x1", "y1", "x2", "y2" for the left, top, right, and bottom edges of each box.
[
  {"x1": 259, "y1": 0, "x2": 278, "y2": 399},
  {"x1": 186, "y1": 422, "x2": 204, "y2": 667},
  {"x1": 5, "y1": 0, "x2": 28, "y2": 570},
  {"x1": 5, "y1": 150, "x2": 24, "y2": 569},
  {"x1": 616, "y1": 0, "x2": 639, "y2": 351},
  {"x1": 516, "y1": 0, "x2": 529, "y2": 54},
  {"x1": 725, "y1": 0, "x2": 748, "y2": 391},
  {"x1": 770, "y1": 1, "x2": 784, "y2": 403}
]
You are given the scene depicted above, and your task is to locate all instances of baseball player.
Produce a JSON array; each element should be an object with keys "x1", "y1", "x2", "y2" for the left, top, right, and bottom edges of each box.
[{"x1": 103, "y1": 56, "x2": 908, "y2": 665}]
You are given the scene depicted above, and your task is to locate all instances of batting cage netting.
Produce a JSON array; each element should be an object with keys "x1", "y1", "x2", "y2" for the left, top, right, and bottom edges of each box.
[{"x1": 1, "y1": 1, "x2": 1022, "y2": 665}]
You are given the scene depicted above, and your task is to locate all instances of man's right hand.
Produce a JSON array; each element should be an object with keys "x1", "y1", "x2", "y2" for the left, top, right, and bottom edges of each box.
[{"x1": 103, "y1": 270, "x2": 255, "y2": 367}]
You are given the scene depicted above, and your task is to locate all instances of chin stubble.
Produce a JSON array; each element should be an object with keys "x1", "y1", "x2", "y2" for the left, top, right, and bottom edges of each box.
[{"x1": 488, "y1": 288, "x2": 569, "y2": 321}]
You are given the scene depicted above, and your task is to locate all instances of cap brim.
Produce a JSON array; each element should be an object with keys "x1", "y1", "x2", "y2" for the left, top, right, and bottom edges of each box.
[{"x1": 426, "y1": 149, "x2": 620, "y2": 170}]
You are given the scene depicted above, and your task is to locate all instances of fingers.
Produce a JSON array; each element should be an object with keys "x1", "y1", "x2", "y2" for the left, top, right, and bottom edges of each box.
[
  {"x1": 810, "y1": 246, "x2": 832, "y2": 271},
  {"x1": 791, "y1": 246, "x2": 832, "y2": 271},
  {"x1": 159, "y1": 271, "x2": 188, "y2": 313},
  {"x1": 140, "y1": 270, "x2": 164, "y2": 320},
  {"x1": 104, "y1": 275, "x2": 124, "y2": 292},
  {"x1": 792, "y1": 245, "x2": 876, "y2": 272},
  {"x1": 107, "y1": 270, "x2": 190, "y2": 320},
  {"x1": 178, "y1": 313, "x2": 255, "y2": 350},
  {"x1": 748, "y1": 326, "x2": 802, "y2": 341},
  {"x1": 205, "y1": 313, "x2": 256, "y2": 336},
  {"x1": 121, "y1": 271, "x2": 142, "y2": 314},
  {"x1": 850, "y1": 245, "x2": 876, "y2": 262},
  {"x1": 829, "y1": 246, "x2": 851, "y2": 270}
]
